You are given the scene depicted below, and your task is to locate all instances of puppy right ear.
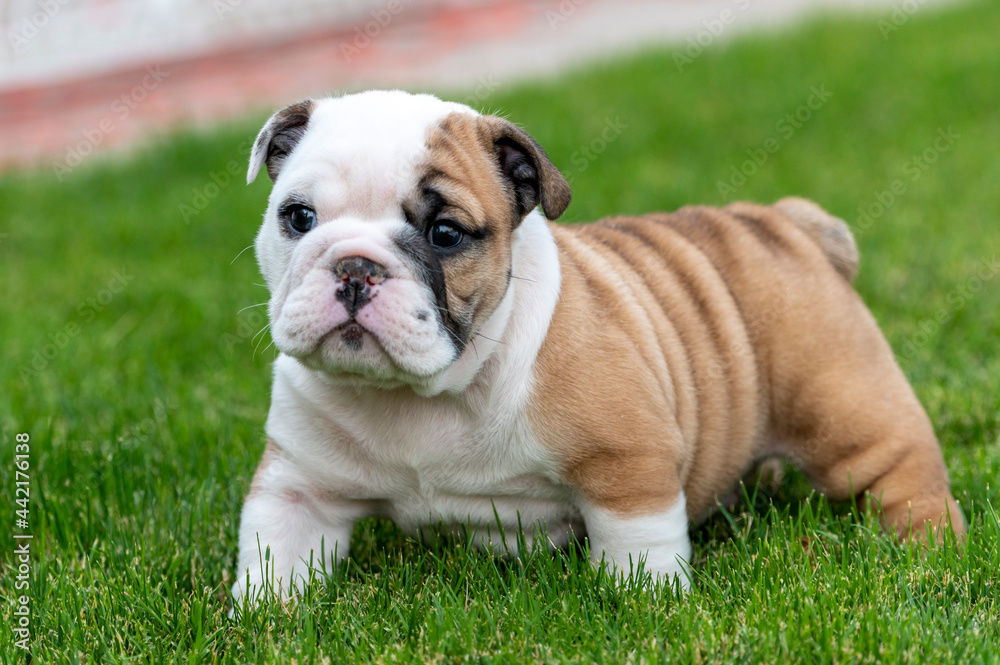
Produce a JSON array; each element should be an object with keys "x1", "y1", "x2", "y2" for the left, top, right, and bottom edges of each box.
[{"x1": 247, "y1": 100, "x2": 316, "y2": 184}]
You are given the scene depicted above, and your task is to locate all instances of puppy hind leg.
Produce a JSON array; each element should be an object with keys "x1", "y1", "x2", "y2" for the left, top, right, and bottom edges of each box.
[
  {"x1": 790, "y1": 408, "x2": 966, "y2": 543},
  {"x1": 870, "y1": 446, "x2": 966, "y2": 542}
]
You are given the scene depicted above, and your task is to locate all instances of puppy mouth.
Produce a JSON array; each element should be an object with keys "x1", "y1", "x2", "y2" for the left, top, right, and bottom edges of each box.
[
  {"x1": 334, "y1": 320, "x2": 366, "y2": 350},
  {"x1": 316, "y1": 317, "x2": 402, "y2": 370},
  {"x1": 320, "y1": 319, "x2": 373, "y2": 352},
  {"x1": 305, "y1": 317, "x2": 433, "y2": 389}
]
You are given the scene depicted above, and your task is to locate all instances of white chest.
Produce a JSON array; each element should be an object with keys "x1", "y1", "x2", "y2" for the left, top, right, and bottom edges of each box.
[{"x1": 266, "y1": 357, "x2": 582, "y2": 548}]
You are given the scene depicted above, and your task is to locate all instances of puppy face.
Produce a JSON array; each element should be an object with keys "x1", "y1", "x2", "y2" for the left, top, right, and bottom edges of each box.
[{"x1": 248, "y1": 91, "x2": 570, "y2": 389}]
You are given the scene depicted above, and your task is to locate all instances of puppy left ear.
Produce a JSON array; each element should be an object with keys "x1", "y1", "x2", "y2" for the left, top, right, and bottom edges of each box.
[
  {"x1": 247, "y1": 99, "x2": 316, "y2": 184},
  {"x1": 480, "y1": 116, "x2": 572, "y2": 221}
]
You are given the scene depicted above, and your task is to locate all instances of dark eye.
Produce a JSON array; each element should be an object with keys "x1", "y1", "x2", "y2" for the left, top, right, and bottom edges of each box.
[
  {"x1": 285, "y1": 205, "x2": 317, "y2": 235},
  {"x1": 428, "y1": 222, "x2": 464, "y2": 248}
]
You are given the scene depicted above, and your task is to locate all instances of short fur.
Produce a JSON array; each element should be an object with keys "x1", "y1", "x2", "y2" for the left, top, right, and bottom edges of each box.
[
  {"x1": 532, "y1": 203, "x2": 963, "y2": 537},
  {"x1": 231, "y1": 91, "x2": 964, "y2": 610}
]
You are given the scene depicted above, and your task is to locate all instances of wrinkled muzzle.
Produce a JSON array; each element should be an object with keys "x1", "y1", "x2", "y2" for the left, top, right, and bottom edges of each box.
[{"x1": 267, "y1": 219, "x2": 460, "y2": 384}]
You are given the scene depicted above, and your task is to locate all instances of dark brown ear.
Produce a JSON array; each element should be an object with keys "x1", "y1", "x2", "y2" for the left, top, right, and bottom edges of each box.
[
  {"x1": 247, "y1": 100, "x2": 315, "y2": 184},
  {"x1": 479, "y1": 116, "x2": 571, "y2": 221}
]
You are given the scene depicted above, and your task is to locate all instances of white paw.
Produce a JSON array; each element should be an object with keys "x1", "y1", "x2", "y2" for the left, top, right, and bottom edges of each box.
[{"x1": 582, "y1": 491, "x2": 693, "y2": 592}]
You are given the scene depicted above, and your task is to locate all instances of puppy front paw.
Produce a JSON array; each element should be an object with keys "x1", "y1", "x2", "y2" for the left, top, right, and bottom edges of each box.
[{"x1": 581, "y1": 492, "x2": 693, "y2": 592}]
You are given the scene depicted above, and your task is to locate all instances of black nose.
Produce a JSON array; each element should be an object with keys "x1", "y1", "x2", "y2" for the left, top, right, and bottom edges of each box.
[{"x1": 334, "y1": 256, "x2": 385, "y2": 316}]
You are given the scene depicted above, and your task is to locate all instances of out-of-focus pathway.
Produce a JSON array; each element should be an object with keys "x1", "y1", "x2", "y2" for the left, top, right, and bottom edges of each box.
[{"x1": 0, "y1": 0, "x2": 936, "y2": 171}]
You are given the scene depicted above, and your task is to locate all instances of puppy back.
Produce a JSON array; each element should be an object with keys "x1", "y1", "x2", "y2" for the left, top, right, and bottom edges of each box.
[{"x1": 532, "y1": 200, "x2": 863, "y2": 519}]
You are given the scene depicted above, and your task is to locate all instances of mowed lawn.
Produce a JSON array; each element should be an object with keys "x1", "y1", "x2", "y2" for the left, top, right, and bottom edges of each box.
[{"x1": 2, "y1": 1, "x2": 999, "y2": 662}]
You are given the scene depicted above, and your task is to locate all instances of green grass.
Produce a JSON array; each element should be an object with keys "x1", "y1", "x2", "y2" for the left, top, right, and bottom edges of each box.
[{"x1": 2, "y1": 1, "x2": 999, "y2": 662}]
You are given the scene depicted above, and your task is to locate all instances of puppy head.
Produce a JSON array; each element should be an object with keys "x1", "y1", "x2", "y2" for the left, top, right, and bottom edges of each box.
[{"x1": 248, "y1": 91, "x2": 570, "y2": 390}]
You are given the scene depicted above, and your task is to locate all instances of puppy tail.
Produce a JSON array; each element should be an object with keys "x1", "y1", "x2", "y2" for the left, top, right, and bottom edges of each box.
[{"x1": 774, "y1": 197, "x2": 859, "y2": 282}]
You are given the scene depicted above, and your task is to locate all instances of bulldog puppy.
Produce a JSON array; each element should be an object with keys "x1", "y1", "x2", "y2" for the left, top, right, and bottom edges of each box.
[{"x1": 232, "y1": 90, "x2": 965, "y2": 605}]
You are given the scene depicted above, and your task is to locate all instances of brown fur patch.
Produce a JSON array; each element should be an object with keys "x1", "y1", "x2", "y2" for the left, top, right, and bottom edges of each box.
[
  {"x1": 413, "y1": 113, "x2": 521, "y2": 340},
  {"x1": 529, "y1": 201, "x2": 964, "y2": 540},
  {"x1": 411, "y1": 112, "x2": 570, "y2": 345}
]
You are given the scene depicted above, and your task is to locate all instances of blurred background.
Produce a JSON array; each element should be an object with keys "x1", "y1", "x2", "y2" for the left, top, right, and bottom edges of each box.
[{"x1": 3, "y1": 0, "x2": 907, "y2": 169}]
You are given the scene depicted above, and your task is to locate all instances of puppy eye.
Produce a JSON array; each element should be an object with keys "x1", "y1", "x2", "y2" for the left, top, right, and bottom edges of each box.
[
  {"x1": 428, "y1": 222, "x2": 464, "y2": 249},
  {"x1": 284, "y1": 204, "x2": 317, "y2": 235}
]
